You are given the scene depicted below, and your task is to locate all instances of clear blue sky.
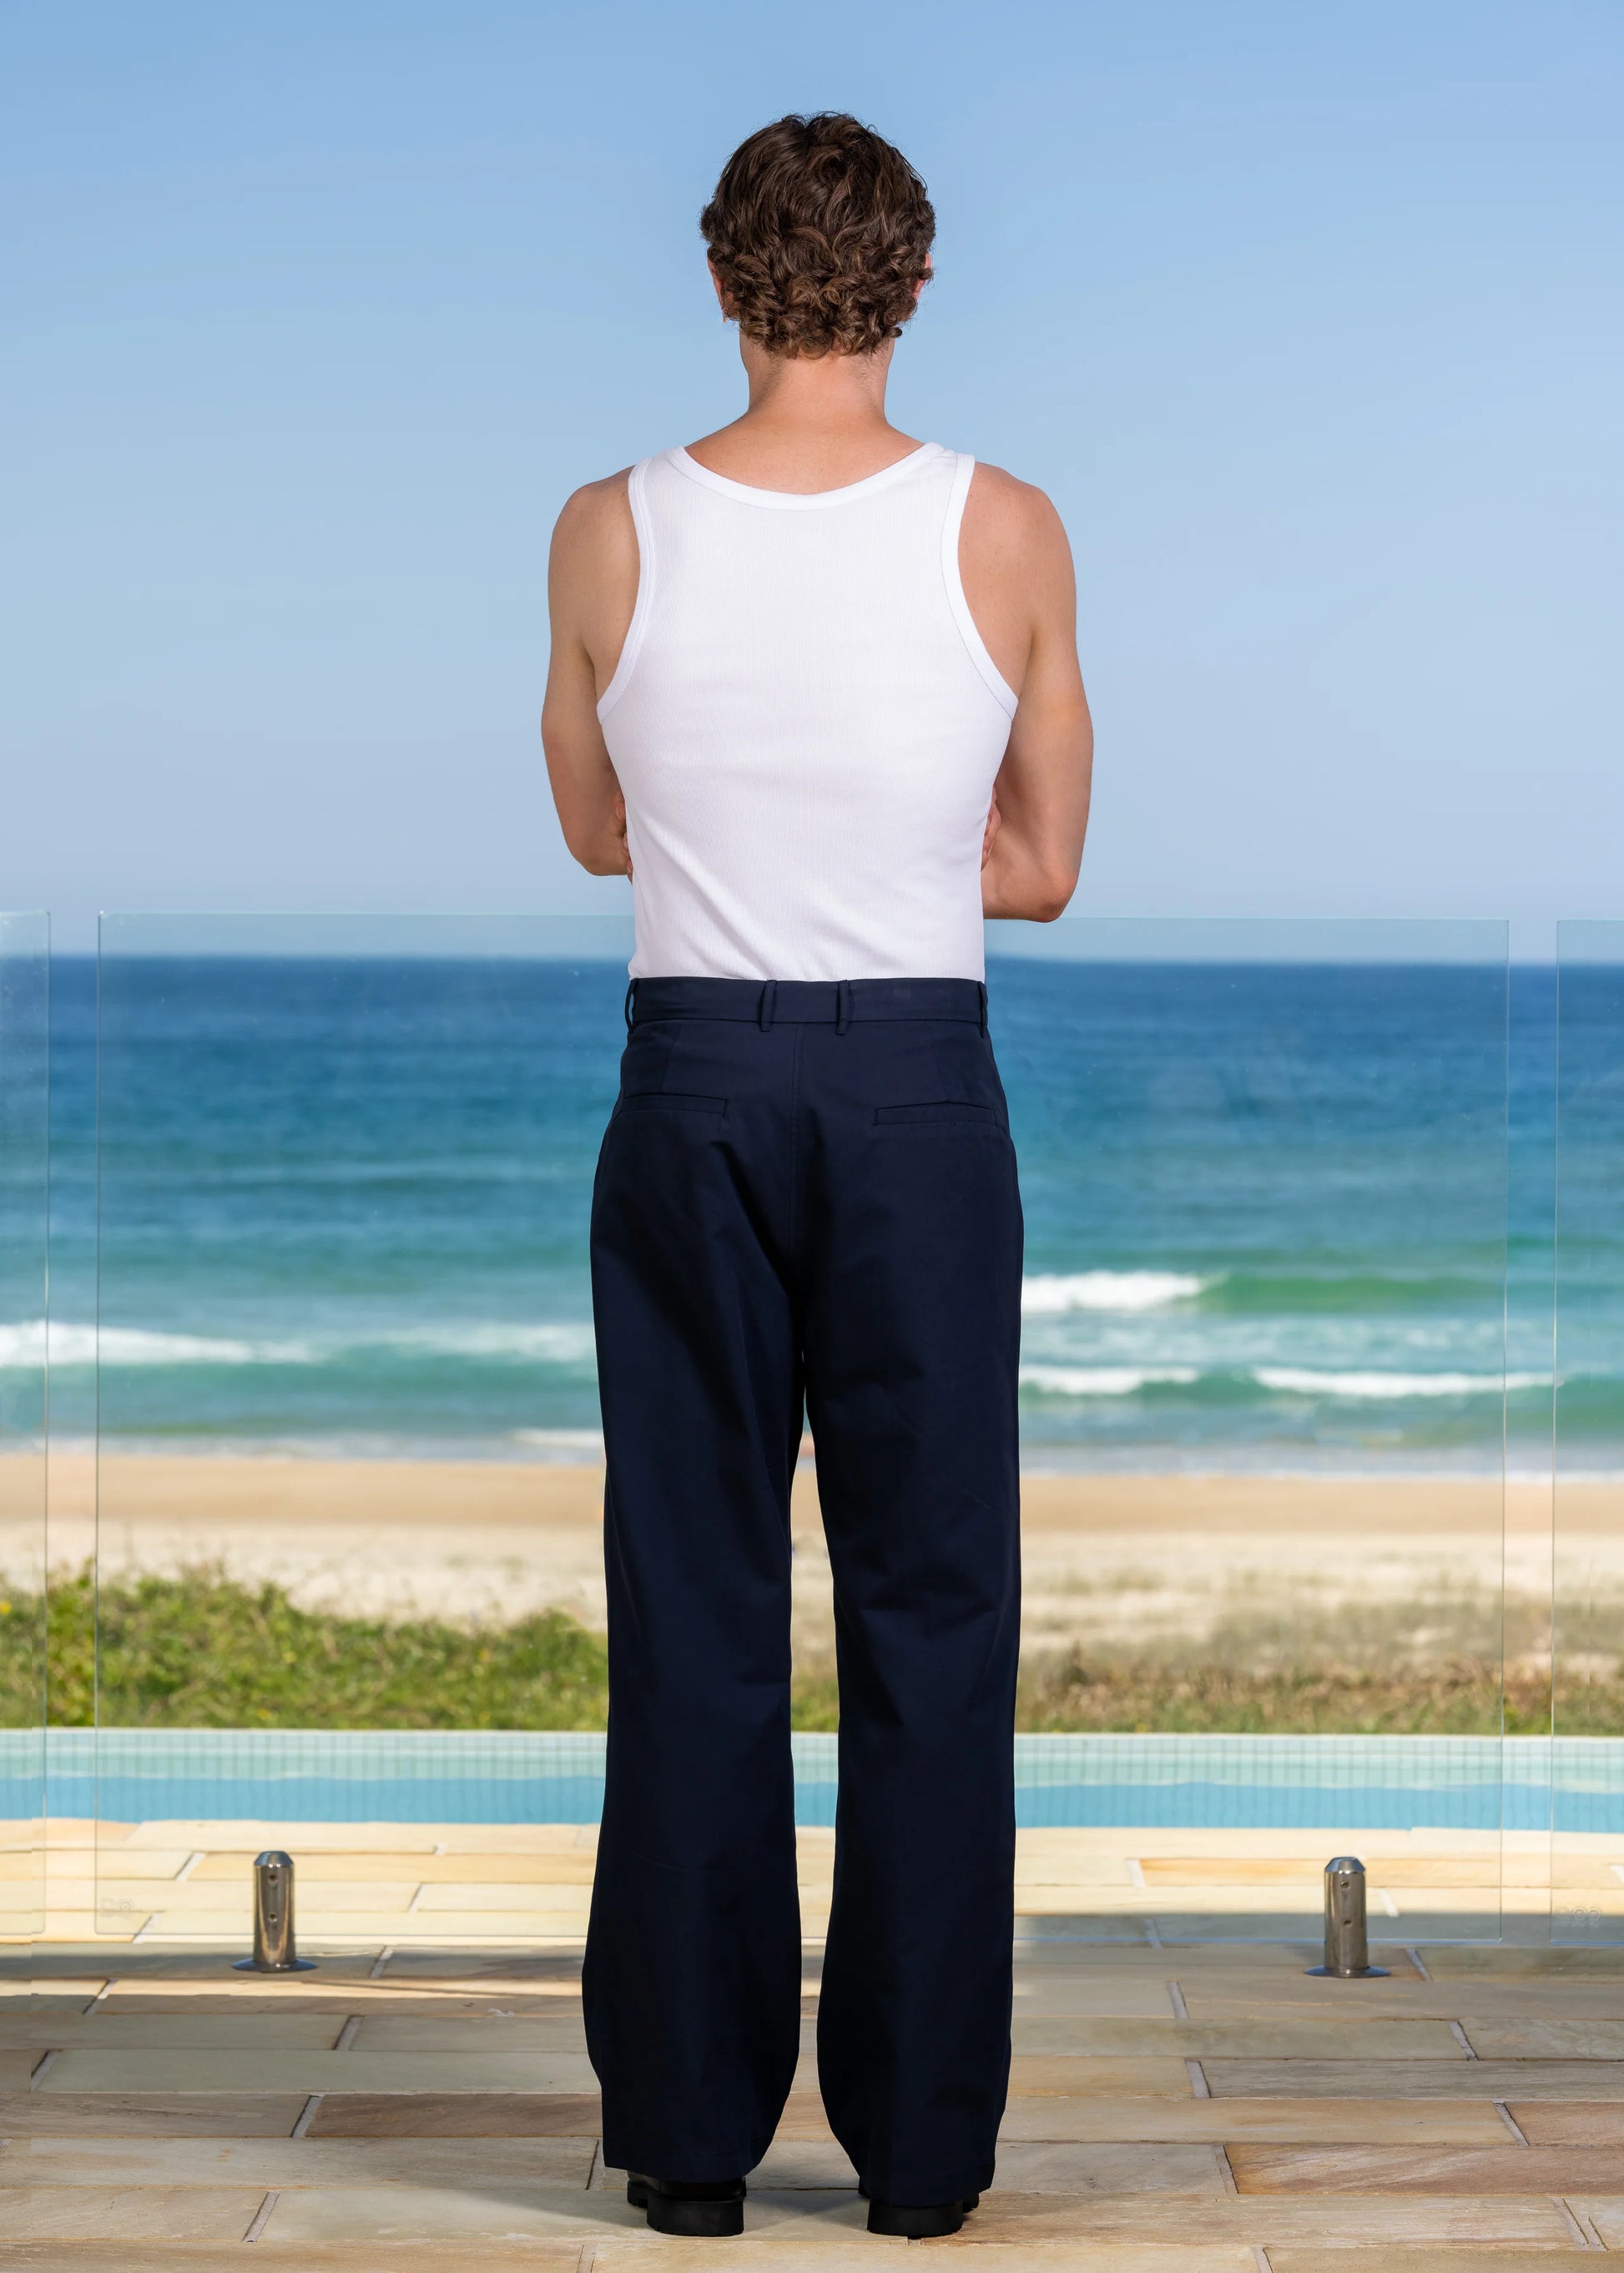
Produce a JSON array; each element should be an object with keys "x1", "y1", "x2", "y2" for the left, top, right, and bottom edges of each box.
[{"x1": 4, "y1": 1, "x2": 1619, "y2": 951}]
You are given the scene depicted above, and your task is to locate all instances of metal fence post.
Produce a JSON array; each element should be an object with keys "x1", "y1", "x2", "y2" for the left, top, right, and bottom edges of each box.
[
  {"x1": 1306, "y1": 1856, "x2": 1389, "y2": 1978},
  {"x1": 235, "y1": 1851, "x2": 317, "y2": 1973}
]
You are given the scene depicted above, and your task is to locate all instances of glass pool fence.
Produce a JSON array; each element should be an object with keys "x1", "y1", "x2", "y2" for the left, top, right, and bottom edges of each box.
[{"x1": 54, "y1": 914, "x2": 1539, "y2": 1948}]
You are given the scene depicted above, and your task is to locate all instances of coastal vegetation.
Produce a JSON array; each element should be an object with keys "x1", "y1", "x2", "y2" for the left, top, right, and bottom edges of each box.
[
  {"x1": 0, "y1": 1565, "x2": 1582, "y2": 1736},
  {"x1": 20, "y1": 1567, "x2": 608, "y2": 1732}
]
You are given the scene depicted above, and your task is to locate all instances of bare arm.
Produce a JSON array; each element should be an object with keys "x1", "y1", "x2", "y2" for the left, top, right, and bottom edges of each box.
[
  {"x1": 961, "y1": 467, "x2": 1093, "y2": 921},
  {"x1": 541, "y1": 472, "x2": 639, "y2": 876}
]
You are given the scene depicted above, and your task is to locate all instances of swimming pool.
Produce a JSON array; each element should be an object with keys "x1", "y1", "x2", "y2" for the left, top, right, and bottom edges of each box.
[{"x1": 18, "y1": 1729, "x2": 1619, "y2": 1833}]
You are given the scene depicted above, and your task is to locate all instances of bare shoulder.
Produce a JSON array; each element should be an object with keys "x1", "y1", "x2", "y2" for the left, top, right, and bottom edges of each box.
[
  {"x1": 551, "y1": 466, "x2": 634, "y2": 560},
  {"x1": 962, "y1": 461, "x2": 1071, "y2": 567},
  {"x1": 548, "y1": 469, "x2": 638, "y2": 671}
]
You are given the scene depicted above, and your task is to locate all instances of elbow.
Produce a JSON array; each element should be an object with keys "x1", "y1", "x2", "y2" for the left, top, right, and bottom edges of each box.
[
  {"x1": 556, "y1": 818, "x2": 593, "y2": 871},
  {"x1": 561, "y1": 826, "x2": 623, "y2": 878},
  {"x1": 1029, "y1": 860, "x2": 1082, "y2": 923}
]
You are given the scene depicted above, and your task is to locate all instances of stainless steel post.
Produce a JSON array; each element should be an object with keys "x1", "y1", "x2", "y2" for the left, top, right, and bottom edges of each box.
[
  {"x1": 234, "y1": 1851, "x2": 317, "y2": 1973},
  {"x1": 1306, "y1": 1855, "x2": 1388, "y2": 1978}
]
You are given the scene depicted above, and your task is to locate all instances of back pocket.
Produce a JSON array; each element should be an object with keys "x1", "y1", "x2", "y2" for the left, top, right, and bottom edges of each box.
[
  {"x1": 874, "y1": 1101, "x2": 1001, "y2": 1128},
  {"x1": 618, "y1": 1091, "x2": 727, "y2": 1116}
]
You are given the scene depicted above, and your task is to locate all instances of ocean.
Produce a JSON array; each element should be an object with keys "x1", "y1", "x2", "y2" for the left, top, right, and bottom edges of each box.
[{"x1": 23, "y1": 946, "x2": 1616, "y2": 1476}]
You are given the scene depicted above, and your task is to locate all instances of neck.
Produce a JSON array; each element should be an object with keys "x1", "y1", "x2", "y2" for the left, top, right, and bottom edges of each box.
[
  {"x1": 737, "y1": 337, "x2": 900, "y2": 441},
  {"x1": 685, "y1": 332, "x2": 920, "y2": 491}
]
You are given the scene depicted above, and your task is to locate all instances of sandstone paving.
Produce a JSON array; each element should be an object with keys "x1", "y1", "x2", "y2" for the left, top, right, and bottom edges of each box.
[
  {"x1": 364, "y1": 1909, "x2": 592, "y2": 1938},
  {"x1": 189, "y1": 1852, "x2": 599, "y2": 1883},
  {"x1": 374, "y1": 1953, "x2": 588, "y2": 1978},
  {"x1": 116, "y1": 1823, "x2": 444, "y2": 1852},
  {"x1": 0, "y1": 2013, "x2": 346, "y2": 2049},
  {"x1": 1205, "y1": 2057, "x2": 1624, "y2": 2098},
  {"x1": 1265, "y1": 2258, "x2": 1607, "y2": 2273},
  {"x1": 346, "y1": 2015, "x2": 591, "y2": 2051},
  {"x1": 1509, "y1": 2099, "x2": 1624, "y2": 2144},
  {"x1": 1008, "y1": 1978, "x2": 1176, "y2": 2017},
  {"x1": 1005, "y1": 2055, "x2": 1194, "y2": 2095},
  {"x1": 1420, "y1": 1944, "x2": 1624, "y2": 1977},
  {"x1": 1009, "y1": 2016, "x2": 1465, "y2": 2057},
  {"x1": 1459, "y1": 2015, "x2": 1624, "y2": 2056},
  {"x1": 588, "y1": 2249, "x2": 1265, "y2": 2272},
  {"x1": 0, "y1": 2185, "x2": 267, "y2": 2240},
  {"x1": 0, "y1": 2248, "x2": 1267, "y2": 2272},
  {"x1": 0, "y1": 2136, "x2": 598, "y2": 2188},
  {"x1": 307, "y1": 2090, "x2": 601, "y2": 2136},
  {"x1": 0, "y1": 2254, "x2": 1601, "y2": 2273},
  {"x1": 0, "y1": 2093, "x2": 309, "y2": 2136},
  {"x1": 93, "y1": 1986, "x2": 583, "y2": 2012},
  {"x1": 1573, "y1": 2198, "x2": 1624, "y2": 2247},
  {"x1": 1228, "y1": 2142, "x2": 1624, "y2": 2190},
  {"x1": 0, "y1": 2250, "x2": 586, "y2": 2272},
  {"x1": 994, "y1": 2096, "x2": 1507, "y2": 2143},
  {"x1": 969, "y1": 2143, "x2": 1231, "y2": 2195},
  {"x1": 411, "y1": 1884, "x2": 597, "y2": 1912},
  {"x1": 596, "y1": 2144, "x2": 1228, "y2": 2198},
  {"x1": 953, "y1": 2192, "x2": 1581, "y2": 2245},
  {"x1": 38, "y1": 2049, "x2": 601, "y2": 2094},
  {"x1": 260, "y1": 2183, "x2": 861, "y2": 2241},
  {"x1": 13, "y1": 1818, "x2": 1624, "y2": 2262},
  {"x1": 1183, "y1": 1978, "x2": 1624, "y2": 2019},
  {"x1": 7, "y1": 1948, "x2": 383, "y2": 1981}
]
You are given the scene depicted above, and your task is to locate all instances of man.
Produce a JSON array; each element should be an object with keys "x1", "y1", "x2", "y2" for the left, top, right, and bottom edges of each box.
[{"x1": 543, "y1": 111, "x2": 1091, "y2": 2240}]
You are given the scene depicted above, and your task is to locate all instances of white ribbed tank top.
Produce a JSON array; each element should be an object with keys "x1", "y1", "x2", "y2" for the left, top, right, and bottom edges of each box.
[{"x1": 597, "y1": 441, "x2": 1016, "y2": 981}]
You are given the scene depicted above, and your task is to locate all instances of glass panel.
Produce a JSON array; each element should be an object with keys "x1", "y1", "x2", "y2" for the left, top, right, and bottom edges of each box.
[
  {"x1": 987, "y1": 918, "x2": 1510, "y2": 1945},
  {"x1": 93, "y1": 915, "x2": 629, "y2": 1943},
  {"x1": 91, "y1": 913, "x2": 1513, "y2": 1958},
  {"x1": 0, "y1": 915, "x2": 49, "y2": 1948},
  {"x1": 1506, "y1": 948, "x2": 1559, "y2": 1939},
  {"x1": 1553, "y1": 921, "x2": 1624, "y2": 1942}
]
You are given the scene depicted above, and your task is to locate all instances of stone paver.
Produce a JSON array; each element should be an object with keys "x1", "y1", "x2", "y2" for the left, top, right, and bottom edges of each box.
[{"x1": 7, "y1": 1817, "x2": 1624, "y2": 2261}]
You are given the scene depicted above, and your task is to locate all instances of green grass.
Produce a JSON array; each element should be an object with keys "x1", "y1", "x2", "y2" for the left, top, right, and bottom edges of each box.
[
  {"x1": 0, "y1": 1566, "x2": 1590, "y2": 1736},
  {"x1": 1016, "y1": 1648, "x2": 1538, "y2": 1736},
  {"x1": 28, "y1": 1566, "x2": 611, "y2": 1731}
]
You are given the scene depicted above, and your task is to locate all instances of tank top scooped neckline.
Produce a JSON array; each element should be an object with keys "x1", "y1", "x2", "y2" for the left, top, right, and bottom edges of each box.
[{"x1": 598, "y1": 441, "x2": 1016, "y2": 984}]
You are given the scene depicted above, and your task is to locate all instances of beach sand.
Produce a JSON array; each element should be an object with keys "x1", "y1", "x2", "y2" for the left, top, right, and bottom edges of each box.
[{"x1": 22, "y1": 1454, "x2": 1619, "y2": 1670}]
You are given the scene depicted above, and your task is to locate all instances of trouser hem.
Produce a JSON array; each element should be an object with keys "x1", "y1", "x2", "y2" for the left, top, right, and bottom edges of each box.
[{"x1": 601, "y1": 2135, "x2": 769, "y2": 2184}]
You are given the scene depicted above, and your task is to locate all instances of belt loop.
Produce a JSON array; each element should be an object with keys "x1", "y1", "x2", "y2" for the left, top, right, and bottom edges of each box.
[
  {"x1": 978, "y1": 981, "x2": 989, "y2": 1037},
  {"x1": 835, "y1": 980, "x2": 850, "y2": 1036},
  {"x1": 623, "y1": 979, "x2": 637, "y2": 1034},
  {"x1": 759, "y1": 980, "x2": 776, "y2": 1032}
]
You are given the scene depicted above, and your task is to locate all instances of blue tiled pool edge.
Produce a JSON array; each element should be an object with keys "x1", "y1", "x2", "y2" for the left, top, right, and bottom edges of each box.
[{"x1": 19, "y1": 1731, "x2": 1621, "y2": 1832}]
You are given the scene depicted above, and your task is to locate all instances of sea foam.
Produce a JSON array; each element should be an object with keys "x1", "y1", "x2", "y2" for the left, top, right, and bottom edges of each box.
[
  {"x1": 0, "y1": 1322, "x2": 316, "y2": 1368},
  {"x1": 1021, "y1": 1272, "x2": 1210, "y2": 1314},
  {"x1": 1253, "y1": 1366, "x2": 1545, "y2": 1399},
  {"x1": 1020, "y1": 1364, "x2": 1203, "y2": 1396},
  {"x1": 0, "y1": 1320, "x2": 598, "y2": 1369}
]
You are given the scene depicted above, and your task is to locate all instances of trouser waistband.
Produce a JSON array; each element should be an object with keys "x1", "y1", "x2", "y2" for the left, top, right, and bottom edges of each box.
[{"x1": 626, "y1": 976, "x2": 989, "y2": 1033}]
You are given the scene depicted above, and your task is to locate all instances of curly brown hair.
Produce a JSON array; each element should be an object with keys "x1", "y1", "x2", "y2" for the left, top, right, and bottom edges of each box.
[{"x1": 699, "y1": 113, "x2": 935, "y2": 360}]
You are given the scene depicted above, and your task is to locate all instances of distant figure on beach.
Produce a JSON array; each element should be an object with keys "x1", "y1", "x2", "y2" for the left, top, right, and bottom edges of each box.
[{"x1": 542, "y1": 113, "x2": 1092, "y2": 2241}]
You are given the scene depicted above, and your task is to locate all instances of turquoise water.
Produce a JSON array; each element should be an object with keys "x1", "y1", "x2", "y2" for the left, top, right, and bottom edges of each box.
[
  {"x1": 32, "y1": 949, "x2": 1608, "y2": 1472},
  {"x1": 28, "y1": 1729, "x2": 1617, "y2": 1833}
]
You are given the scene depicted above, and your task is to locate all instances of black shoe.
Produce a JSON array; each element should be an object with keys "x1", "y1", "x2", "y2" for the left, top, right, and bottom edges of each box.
[
  {"x1": 866, "y1": 2192, "x2": 980, "y2": 2239},
  {"x1": 626, "y1": 2172, "x2": 746, "y2": 2237}
]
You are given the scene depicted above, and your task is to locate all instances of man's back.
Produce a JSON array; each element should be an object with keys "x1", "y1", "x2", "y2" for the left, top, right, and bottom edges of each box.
[
  {"x1": 594, "y1": 441, "x2": 1012, "y2": 980},
  {"x1": 544, "y1": 325, "x2": 1090, "y2": 940},
  {"x1": 541, "y1": 110, "x2": 1092, "y2": 2247}
]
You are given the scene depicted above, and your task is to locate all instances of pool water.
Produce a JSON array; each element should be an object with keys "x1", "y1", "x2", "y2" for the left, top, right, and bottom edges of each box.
[{"x1": 18, "y1": 1730, "x2": 1619, "y2": 1834}]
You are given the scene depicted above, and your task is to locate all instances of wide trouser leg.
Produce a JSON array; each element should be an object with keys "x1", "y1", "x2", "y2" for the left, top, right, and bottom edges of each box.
[
  {"x1": 806, "y1": 1050, "x2": 1025, "y2": 2205},
  {"x1": 584, "y1": 1078, "x2": 803, "y2": 2180}
]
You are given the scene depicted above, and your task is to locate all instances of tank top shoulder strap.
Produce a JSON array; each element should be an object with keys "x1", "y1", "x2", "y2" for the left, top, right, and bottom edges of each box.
[
  {"x1": 940, "y1": 455, "x2": 1018, "y2": 718},
  {"x1": 597, "y1": 458, "x2": 658, "y2": 724}
]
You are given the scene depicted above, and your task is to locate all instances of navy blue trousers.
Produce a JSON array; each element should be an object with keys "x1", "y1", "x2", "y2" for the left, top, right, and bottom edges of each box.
[{"x1": 583, "y1": 976, "x2": 1023, "y2": 2205}]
